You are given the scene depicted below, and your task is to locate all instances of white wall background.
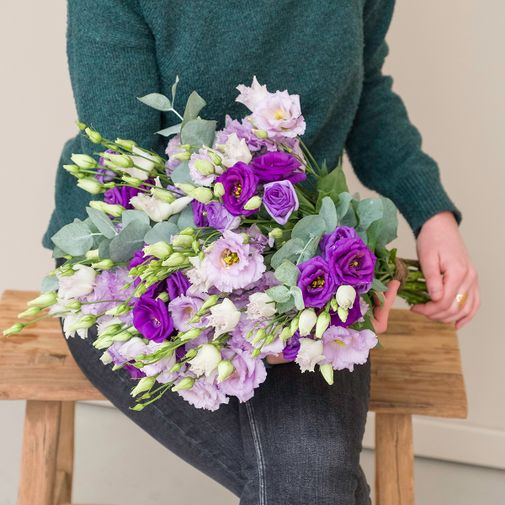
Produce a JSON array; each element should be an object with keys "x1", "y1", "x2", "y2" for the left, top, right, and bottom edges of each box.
[{"x1": 0, "y1": 0, "x2": 504, "y2": 501}]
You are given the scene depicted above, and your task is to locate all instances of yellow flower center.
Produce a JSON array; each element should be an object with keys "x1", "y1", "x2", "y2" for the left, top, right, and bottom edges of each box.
[
  {"x1": 274, "y1": 109, "x2": 285, "y2": 120},
  {"x1": 233, "y1": 183, "x2": 242, "y2": 198},
  {"x1": 222, "y1": 249, "x2": 240, "y2": 267},
  {"x1": 310, "y1": 276, "x2": 325, "y2": 289}
]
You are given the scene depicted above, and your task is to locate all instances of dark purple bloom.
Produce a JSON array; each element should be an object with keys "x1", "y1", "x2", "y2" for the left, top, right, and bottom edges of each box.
[
  {"x1": 250, "y1": 151, "x2": 305, "y2": 184},
  {"x1": 104, "y1": 185, "x2": 142, "y2": 209},
  {"x1": 124, "y1": 363, "x2": 146, "y2": 379},
  {"x1": 175, "y1": 345, "x2": 187, "y2": 361},
  {"x1": 192, "y1": 201, "x2": 209, "y2": 227},
  {"x1": 96, "y1": 149, "x2": 117, "y2": 183},
  {"x1": 166, "y1": 271, "x2": 190, "y2": 300},
  {"x1": 325, "y1": 237, "x2": 376, "y2": 293},
  {"x1": 330, "y1": 296, "x2": 362, "y2": 328},
  {"x1": 297, "y1": 256, "x2": 336, "y2": 308},
  {"x1": 262, "y1": 180, "x2": 299, "y2": 224},
  {"x1": 282, "y1": 331, "x2": 301, "y2": 361},
  {"x1": 129, "y1": 249, "x2": 152, "y2": 269},
  {"x1": 320, "y1": 226, "x2": 359, "y2": 253},
  {"x1": 216, "y1": 162, "x2": 259, "y2": 216},
  {"x1": 132, "y1": 295, "x2": 174, "y2": 343}
]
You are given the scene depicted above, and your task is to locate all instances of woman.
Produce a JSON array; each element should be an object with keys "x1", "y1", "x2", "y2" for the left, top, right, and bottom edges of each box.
[{"x1": 43, "y1": 1, "x2": 479, "y2": 503}]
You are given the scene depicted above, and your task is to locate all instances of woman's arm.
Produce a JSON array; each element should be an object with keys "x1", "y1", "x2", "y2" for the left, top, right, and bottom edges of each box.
[{"x1": 345, "y1": 0, "x2": 478, "y2": 327}]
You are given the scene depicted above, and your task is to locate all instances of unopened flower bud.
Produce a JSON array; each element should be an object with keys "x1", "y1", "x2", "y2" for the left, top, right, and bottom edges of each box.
[
  {"x1": 253, "y1": 328, "x2": 267, "y2": 343},
  {"x1": 184, "y1": 348, "x2": 198, "y2": 360},
  {"x1": 252, "y1": 129, "x2": 269, "y2": 139},
  {"x1": 179, "y1": 328, "x2": 202, "y2": 342},
  {"x1": 191, "y1": 187, "x2": 213, "y2": 204},
  {"x1": 18, "y1": 306, "x2": 42, "y2": 318},
  {"x1": 27, "y1": 291, "x2": 57, "y2": 308},
  {"x1": 121, "y1": 175, "x2": 142, "y2": 187},
  {"x1": 213, "y1": 182, "x2": 225, "y2": 198},
  {"x1": 105, "y1": 303, "x2": 131, "y2": 317},
  {"x1": 77, "y1": 177, "x2": 103, "y2": 195},
  {"x1": 76, "y1": 120, "x2": 87, "y2": 131},
  {"x1": 84, "y1": 127, "x2": 102, "y2": 144},
  {"x1": 89, "y1": 200, "x2": 124, "y2": 217},
  {"x1": 335, "y1": 285, "x2": 356, "y2": 311},
  {"x1": 71, "y1": 153, "x2": 97, "y2": 169},
  {"x1": 175, "y1": 182, "x2": 196, "y2": 195},
  {"x1": 217, "y1": 360, "x2": 235, "y2": 383},
  {"x1": 171, "y1": 235, "x2": 193, "y2": 249},
  {"x1": 64, "y1": 300, "x2": 82, "y2": 312},
  {"x1": 131, "y1": 376, "x2": 155, "y2": 397},
  {"x1": 144, "y1": 241, "x2": 172, "y2": 259},
  {"x1": 319, "y1": 363, "x2": 334, "y2": 386},
  {"x1": 92, "y1": 259, "x2": 114, "y2": 270},
  {"x1": 268, "y1": 228, "x2": 283, "y2": 240},
  {"x1": 99, "y1": 351, "x2": 113, "y2": 365},
  {"x1": 85, "y1": 249, "x2": 100, "y2": 260},
  {"x1": 173, "y1": 151, "x2": 191, "y2": 161},
  {"x1": 3, "y1": 322, "x2": 26, "y2": 336},
  {"x1": 290, "y1": 315, "x2": 300, "y2": 335},
  {"x1": 337, "y1": 307, "x2": 349, "y2": 323},
  {"x1": 115, "y1": 138, "x2": 137, "y2": 151},
  {"x1": 172, "y1": 377, "x2": 195, "y2": 392},
  {"x1": 315, "y1": 311, "x2": 331, "y2": 339},
  {"x1": 243, "y1": 196, "x2": 262, "y2": 211},
  {"x1": 208, "y1": 152, "x2": 222, "y2": 165},
  {"x1": 157, "y1": 292, "x2": 169, "y2": 303},
  {"x1": 151, "y1": 187, "x2": 176, "y2": 203},
  {"x1": 107, "y1": 153, "x2": 134, "y2": 168},
  {"x1": 194, "y1": 158, "x2": 215, "y2": 176},
  {"x1": 279, "y1": 327, "x2": 292, "y2": 341},
  {"x1": 169, "y1": 362, "x2": 182, "y2": 373},
  {"x1": 162, "y1": 252, "x2": 188, "y2": 268},
  {"x1": 63, "y1": 164, "x2": 81, "y2": 175},
  {"x1": 251, "y1": 348, "x2": 261, "y2": 358},
  {"x1": 68, "y1": 314, "x2": 96, "y2": 331},
  {"x1": 299, "y1": 308, "x2": 317, "y2": 336},
  {"x1": 199, "y1": 294, "x2": 220, "y2": 313}
]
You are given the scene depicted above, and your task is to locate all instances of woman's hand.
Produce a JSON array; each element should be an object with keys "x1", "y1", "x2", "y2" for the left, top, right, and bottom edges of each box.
[
  {"x1": 411, "y1": 212, "x2": 479, "y2": 329},
  {"x1": 266, "y1": 280, "x2": 400, "y2": 365}
]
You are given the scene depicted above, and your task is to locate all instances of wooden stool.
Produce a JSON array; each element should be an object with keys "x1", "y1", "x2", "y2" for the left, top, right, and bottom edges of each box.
[{"x1": 0, "y1": 290, "x2": 467, "y2": 505}]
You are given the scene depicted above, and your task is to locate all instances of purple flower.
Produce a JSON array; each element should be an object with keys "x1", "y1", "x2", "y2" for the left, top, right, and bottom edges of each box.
[
  {"x1": 124, "y1": 363, "x2": 146, "y2": 379},
  {"x1": 297, "y1": 256, "x2": 336, "y2": 308},
  {"x1": 96, "y1": 149, "x2": 117, "y2": 183},
  {"x1": 192, "y1": 201, "x2": 240, "y2": 231},
  {"x1": 325, "y1": 237, "x2": 376, "y2": 293},
  {"x1": 177, "y1": 378, "x2": 229, "y2": 411},
  {"x1": 132, "y1": 295, "x2": 174, "y2": 343},
  {"x1": 104, "y1": 186, "x2": 142, "y2": 209},
  {"x1": 320, "y1": 226, "x2": 359, "y2": 253},
  {"x1": 129, "y1": 249, "x2": 152, "y2": 269},
  {"x1": 166, "y1": 271, "x2": 190, "y2": 300},
  {"x1": 330, "y1": 296, "x2": 363, "y2": 328},
  {"x1": 215, "y1": 115, "x2": 266, "y2": 152},
  {"x1": 250, "y1": 151, "x2": 305, "y2": 184},
  {"x1": 282, "y1": 331, "x2": 301, "y2": 361},
  {"x1": 168, "y1": 295, "x2": 204, "y2": 332},
  {"x1": 262, "y1": 180, "x2": 299, "y2": 225},
  {"x1": 216, "y1": 162, "x2": 258, "y2": 216}
]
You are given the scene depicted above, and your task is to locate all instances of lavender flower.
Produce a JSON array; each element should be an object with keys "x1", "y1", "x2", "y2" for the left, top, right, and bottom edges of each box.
[{"x1": 262, "y1": 180, "x2": 299, "y2": 224}]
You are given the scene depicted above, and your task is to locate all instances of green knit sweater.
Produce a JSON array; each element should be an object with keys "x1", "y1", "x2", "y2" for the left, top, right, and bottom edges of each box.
[{"x1": 42, "y1": 0, "x2": 460, "y2": 249}]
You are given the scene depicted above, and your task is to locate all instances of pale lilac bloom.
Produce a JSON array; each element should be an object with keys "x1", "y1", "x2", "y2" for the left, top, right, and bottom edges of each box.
[
  {"x1": 188, "y1": 149, "x2": 216, "y2": 186},
  {"x1": 177, "y1": 376, "x2": 229, "y2": 411},
  {"x1": 322, "y1": 326, "x2": 378, "y2": 372},
  {"x1": 165, "y1": 134, "x2": 184, "y2": 172},
  {"x1": 202, "y1": 231, "x2": 266, "y2": 292},
  {"x1": 168, "y1": 295, "x2": 204, "y2": 331},
  {"x1": 219, "y1": 348, "x2": 267, "y2": 402}
]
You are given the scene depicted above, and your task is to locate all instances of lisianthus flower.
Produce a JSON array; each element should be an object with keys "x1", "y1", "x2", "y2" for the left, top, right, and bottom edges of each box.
[
  {"x1": 168, "y1": 295, "x2": 204, "y2": 332},
  {"x1": 218, "y1": 348, "x2": 267, "y2": 402},
  {"x1": 192, "y1": 201, "x2": 240, "y2": 231},
  {"x1": 166, "y1": 271, "x2": 190, "y2": 300},
  {"x1": 325, "y1": 236, "x2": 376, "y2": 293},
  {"x1": 262, "y1": 180, "x2": 299, "y2": 225},
  {"x1": 320, "y1": 226, "x2": 359, "y2": 253},
  {"x1": 215, "y1": 132, "x2": 252, "y2": 168},
  {"x1": 250, "y1": 151, "x2": 305, "y2": 184},
  {"x1": 207, "y1": 298, "x2": 241, "y2": 337},
  {"x1": 201, "y1": 230, "x2": 266, "y2": 292},
  {"x1": 322, "y1": 326, "x2": 378, "y2": 372},
  {"x1": 57, "y1": 264, "x2": 96, "y2": 299},
  {"x1": 215, "y1": 115, "x2": 267, "y2": 152},
  {"x1": 245, "y1": 292, "x2": 276, "y2": 320},
  {"x1": 216, "y1": 162, "x2": 259, "y2": 216},
  {"x1": 165, "y1": 134, "x2": 184, "y2": 172},
  {"x1": 236, "y1": 76, "x2": 270, "y2": 111},
  {"x1": 188, "y1": 149, "x2": 217, "y2": 186},
  {"x1": 188, "y1": 344, "x2": 222, "y2": 377},
  {"x1": 295, "y1": 338, "x2": 325, "y2": 372},
  {"x1": 297, "y1": 256, "x2": 336, "y2": 308},
  {"x1": 282, "y1": 331, "x2": 301, "y2": 361},
  {"x1": 178, "y1": 377, "x2": 229, "y2": 411},
  {"x1": 132, "y1": 295, "x2": 174, "y2": 343},
  {"x1": 104, "y1": 185, "x2": 142, "y2": 209},
  {"x1": 130, "y1": 193, "x2": 192, "y2": 222}
]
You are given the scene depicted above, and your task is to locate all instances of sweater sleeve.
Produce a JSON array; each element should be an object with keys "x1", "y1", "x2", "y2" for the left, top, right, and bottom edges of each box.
[
  {"x1": 345, "y1": 0, "x2": 461, "y2": 235},
  {"x1": 43, "y1": 0, "x2": 162, "y2": 248}
]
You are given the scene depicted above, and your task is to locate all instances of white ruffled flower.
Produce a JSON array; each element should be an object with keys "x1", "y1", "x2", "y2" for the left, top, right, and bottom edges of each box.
[
  {"x1": 62, "y1": 314, "x2": 88, "y2": 339},
  {"x1": 188, "y1": 344, "x2": 222, "y2": 377},
  {"x1": 57, "y1": 264, "x2": 96, "y2": 300},
  {"x1": 295, "y1": 338, "x2": 325, "y2": 373},
  {"x1": 208, "y1": 298, "x2": 241, "y2": 338},
  {"x1": 186, "y1": 255, "x2": 212, "y2": 294},
  {"x1": 217, "y1": 132, "x2": 252, "y2": 168},
  {"x1": 246, "y1": 292, "x2": 276, "y2": 320},
  {"x1": 130, "y1": 193, "x2": 192, "y2": 222},
  {"x1": 236, "y1": 76, "x2": 270, "y2": 111}
]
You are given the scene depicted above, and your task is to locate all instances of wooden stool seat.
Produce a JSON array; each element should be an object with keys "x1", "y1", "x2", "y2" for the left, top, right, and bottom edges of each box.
[{"x1": 0, "y1": 290, "x2": 467, "y2": 505}]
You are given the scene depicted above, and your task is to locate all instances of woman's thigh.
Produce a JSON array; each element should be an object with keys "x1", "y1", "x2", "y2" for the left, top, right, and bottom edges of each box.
[
  {"x1": 238, "y1": 361, "x2": 371, "y2": 505},
  {"x1": 64, "y1": 326, "x2": 246, "y2": 496}
]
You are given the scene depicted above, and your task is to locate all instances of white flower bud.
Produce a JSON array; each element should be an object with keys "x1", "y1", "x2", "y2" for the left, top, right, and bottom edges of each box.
[
  {"x1": 191, "y1": 187, "x2": 214, "y2": 204},
  {"x1": 217, "y1": 360, "x2": 235, "y2": 383},
  {"x1": 162, "y1": 252, "x2": 188, "y2": 268},
  {"x1": 319, "y1": 363, "x2": 334, "y2": 385},
  {"x1": 337, "y1": 307, "x2": 349, "y2": 323},
  {"x1": 213, "y1": 182, "x2": 225, "y2": 197},
  {"x1": 130, "y1": 376, "x2": 156, "y2": 397},
  {"x1": 115, "y1": 138, "x2": 137, "y2": 151},
  {"x1": 71, "y1": 154, "x2": 97, "y2": 169},
  {"x1": 89, "y1": 200, "x2": 124, "y2": 217},
  {"x1": 151, "y1": 187, "x2": 176, "y2": 203},
  {"x1": 189, "y1": 344, "x2": 222, "y2": 377},
  {"x1": 268, "y1": 228, "x2": 283, "y2": 240},
  {"x1": 172, "y1": 377, "x2": 195, "y2": 391},
  {"x1": 77, "y1": 177, "x2": 103, "y2": 195},
  {"x1": 171, "y1": 234, "x2": 193, "y2": 249},
  {"x1": 279, "y1": 327, "x2": 292, "y2": 341},
  {"x1": 243, "y1": 196, "x2": 262, "y2": 210},
  {"x1": 63, "y1": 164, "x2": 80, "y2": 175},
  {"x1": 179, "y1": 328, "x2": 203, "y2": 342},
  {"x1": 174, "y1": 182, "x2": 196, "y2": 195},
  {"x1": 315, "y1": 311, "x2": 331, "y2": 339},
  {"x1": 68, "y1": 314, "x2": 97, "y2": 331},
  {"x1": 173, "y1": 151, "x2": 191, "y2": 161},
  {"x1": 194, "y1": 158, "x2": 215, "y2": 176},
  {"x1": 91, "y1": 259, "x2": 114, "y2": 270},
  {"x1": 84, "y1": 127, "x2": 102, "y2": 144},
  {"x1": 298, "y1": 308, "x2": 317, "y2": 336},
  {"x1": 27, "y1": 291, "x2": 57, "y2": 308},
  {"x1": 335, "y1": 285, "x2": 356, "y2": 311},
  {"x1": 143, "y1": 241, "x2": 172, "y2": 259},
  {"x1": 18, "y1": 306, "x2": 42, "y2": 318},
  {"x1": 3, "y1": 322, "x2": 26, "y2": 336},
  {"x1": 252, "y1": 129, "x2": 269, "y2": 139}
]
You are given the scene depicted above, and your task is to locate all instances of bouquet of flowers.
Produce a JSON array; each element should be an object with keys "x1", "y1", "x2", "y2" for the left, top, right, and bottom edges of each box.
[{"x1": 4, "y1": 77, "x2": 428, "y2": 411}]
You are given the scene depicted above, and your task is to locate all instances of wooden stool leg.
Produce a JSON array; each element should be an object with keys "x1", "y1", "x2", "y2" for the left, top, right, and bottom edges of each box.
[
  {"x1": 375, "y1": 413, "x2": 415, "y2": 505},
  {"x1": 53, "y1": 401, "x2": 75, "y2": 505},
  {"x1": 18, "y1": 400, "x2": 62, "y2": 505}
]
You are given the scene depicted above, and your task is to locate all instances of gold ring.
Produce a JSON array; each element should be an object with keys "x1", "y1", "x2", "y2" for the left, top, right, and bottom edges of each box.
[{"x1": 455, "y1": 292, "x2": 468, "y2": 307}]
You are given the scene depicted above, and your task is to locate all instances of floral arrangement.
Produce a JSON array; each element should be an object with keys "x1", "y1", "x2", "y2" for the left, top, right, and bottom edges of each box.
[{"x1": 4, "y1": 77, "x2": 428, "y2": 411}]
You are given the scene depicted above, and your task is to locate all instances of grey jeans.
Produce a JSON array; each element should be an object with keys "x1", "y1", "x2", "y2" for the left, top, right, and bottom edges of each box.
[{"x1": 65, "y1": 325, "x2": 372, "y2": 504}]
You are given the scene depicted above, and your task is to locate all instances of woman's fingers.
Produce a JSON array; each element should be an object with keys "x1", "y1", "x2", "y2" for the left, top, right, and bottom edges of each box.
[{"x1": 372, "y1": 280, "x2": 400, "y2": 334}]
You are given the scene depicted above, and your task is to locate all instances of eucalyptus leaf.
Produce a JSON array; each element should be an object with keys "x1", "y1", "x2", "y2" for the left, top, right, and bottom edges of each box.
[
  {"x1": 144, "y1": 222, "x2": 179, "y2": 245},
  {"x1": 137, "y1": 93, "x2": 172, "y2": 111},
  {"x1": 181, "y1": 118, "x2": 216, "y2": 148},
  {"x1": 171, "y1": 75, "x2": 180, "y2": 104},
  {"x1": 372, "y1": 278, "x2": 388, "y2": 292},
  {"x1": 291, "y1": 215, "x2": 326, "y2": 241},
  {"x1": 51, "y1": 220, "x2": 93, "y2": 256},
  {"x1": 182, "y1": 91, "x2": 207, "y2": 122},
  {"x1": 266, "y1": 285, "x2": 292, "y2": 304},
  {"x1": 51, "y1": 246, "x2": 67, "y2": 259},
  {"x1": 270, "y1": 237, "x2": 305, "y2": 269},
  {"x1": 357, "y1": 198, "x2": 384, "y2": 231},
  {"x1": 41, "y1": 274, "x2": 58, "y2": 292},
  {"x1": 274, "y1": 260, "x2": 299, "y2": 287},
  {"x1": 319, "y1": 197, "x2": 338, "y2": 233},
  {"x1": 295, "y1": 236, "x2": 320, "y2": 264},
  {"x1": 170, "y1": 160, "x2": 193, "y2": 184},
  {"x1": 122, "y1": 210, "x2": 150, "y2": 227},
  {"x1": 109, "y1": 220, "x2": 150, "y2": 262},
  {"x1": 86, "y1": 207, "x2": 116, "y2": 239},
  {"x1": 275, "y1": 298, "x2": 296, "y2": 314},
  {"x1": 98, "y1": 237, "x2": 112, "y2": 259},
  {"x1": 156, "y1": 123, "x2": 182, "y2": 137},
  {"x1": 177, "y1": 204, "x2": 195, "y2": 229},
  {"x1": 290, "y1": 286, "x2": 305, "y2": 310},
  {"x1": 316, "y1": 163, "x2": 349, "y2": 205}
]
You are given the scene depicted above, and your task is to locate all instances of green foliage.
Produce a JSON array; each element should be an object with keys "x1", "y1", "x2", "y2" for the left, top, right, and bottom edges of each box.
[
  {"x1": 170, "y1": 160, "x2": 193, "y2": 184},
  {"x1": 266, "y1": 285, "x2": 292, "y2": 303},
  {"x1": 51, "y1": 219, "x2": 93, "y2": 256},
  {"x1": 98, "y1": 237, "x2": 112, "y2": 259},
  {"x1": 41, "y1": 274, "x2": 58, "y2": 292},
  {"x1": 86, "y1": 207, "x2": 116, "y2": 239},
  {"x1": 318, "y1": 197, "x2": 338, "y2": 233},
  {"x1": 316, "y1": 163, "x2": 349, "y2": 207},
  {"x1": 122, "y1": 209, "x2": 150, "y2": 228},
  {"x1": 137, "y1": 93, "x2": 173, "y2": 111},
  {"x1": 180, "y1": 118, "x2": 217, "y2": 148},
  {"x1": 109, "y1": 220, "x2": 150, "y2": 262},
  {"x1": 274, "y1": 260, "x2": 299, "y2": 286},
  {"x1": 144, "y1": 222, "x2": 179, "y2": 245},
  {"x1": 177, "y1": 205, "x2": 195, "y2": 229},
  {"x1": 156, "y1": 123, "x2": 181, "y2": 137},
  {"x1": 182, "y1": 91, "x2": 207, "y2": 123}
]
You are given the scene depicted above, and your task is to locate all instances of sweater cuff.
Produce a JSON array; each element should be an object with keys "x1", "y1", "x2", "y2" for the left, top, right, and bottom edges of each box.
[{"x1": 393, "y1": 175, "x2": 462, "y2": 237}]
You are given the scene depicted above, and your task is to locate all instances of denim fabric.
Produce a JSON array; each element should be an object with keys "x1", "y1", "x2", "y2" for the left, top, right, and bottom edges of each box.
[{"x1": 64, "y1": 324, "x2": 371, "y2": 505}]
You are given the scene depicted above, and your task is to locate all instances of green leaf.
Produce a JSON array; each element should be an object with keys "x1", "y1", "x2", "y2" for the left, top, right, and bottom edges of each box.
[
  {"x1": 372, "y1": 278, "x2": 388, "y2": 292},
  {"x1": 144, "y1": 222, "x2": 179, "y2": 245},
  {"x1": 51, "y1": 246, "x2": 67, "y2": 259},
  {"x1": 137, "y1": 93, "x2": 172, "y2": 111},
  {"x1": 86, "y1": 207, "x2": 116, "y2": 239},
  {"x1": 290, "y1": 286, "x2": 305, "y2": 310},
  {"x1": 275, "y1": 298, "x2": 296, "y2": 314},
  {"x1": 316, "y1": 163, "x2": 349, "y2": 205},
  {"x1": 170, "y1": 160, "x2": 193, "y2": 184},
  {"x1": 182, "y1": 91, "x2": 207, "y2": 122},
  {"x1": 266, "y1": 285, "x2": 292, "y2": 303},
  {"x1": 291, "y1": 215, "x2": 326, "y2": 241},
  {"x1": 109, "y1": 220, "x2": 150, "y2": 262},
  {"x1": 51, "y1": 220, "x2": 93, "y2": 256},
  {"x1": 274, "y1": 260, "x2": 299, "y2": 287},
  {"x1": 98, "y1": 237, "x2": 112, "y2": 259},
  {"x1": 181, "y1": 118, "x2": 216, "y2": 148},
  {"x1": 41, "y1": 274, "x2": 58, "y2": 292},
  {"x1": 177, "y1": 205, "x2": 195, "y2": 229},
  {"x1": 122, "y1": 210, "x2": 150, "y2": 228},
  {"x1": 357, "y1": 198, "x2": 384, "y2": 231},
  {"x1": 294, "y1": 187, "x2": 316, "y2": 214},
  {"x1": 156, "y1": 123, "x2": 182, "y2": 137},
  {"x1": 270, "y1": 237, "x2": 305, "y2": 269},
  {"x1": 318, "y1": 197, "x2": 338, "y2": 233},
  {"x1": 170, "y1": 75, "x2": 180, "y2": 105}
]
